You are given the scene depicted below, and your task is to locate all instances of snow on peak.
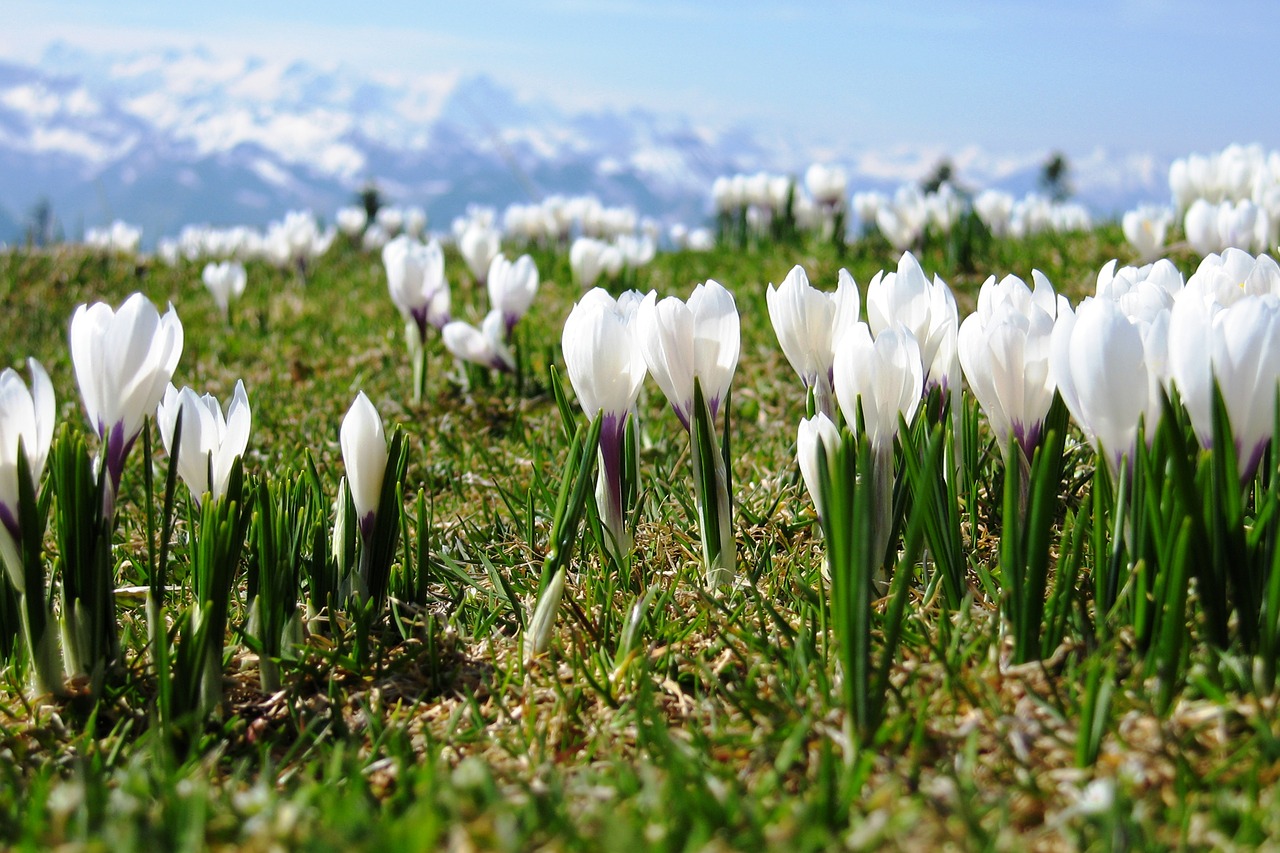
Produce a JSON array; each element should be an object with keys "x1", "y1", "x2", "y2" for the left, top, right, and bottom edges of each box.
[{"x1": 0, "y1": 42, "x2": 1171, "y2": 243}]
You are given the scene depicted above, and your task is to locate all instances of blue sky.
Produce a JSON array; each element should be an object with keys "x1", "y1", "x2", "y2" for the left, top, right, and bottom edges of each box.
[{"x1": 5, "y1": 0, "x2": 1278, "y2": 159}]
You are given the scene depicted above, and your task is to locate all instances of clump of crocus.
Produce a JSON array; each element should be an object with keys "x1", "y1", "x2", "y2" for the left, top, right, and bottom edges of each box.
[
  {"x1": 155, "y1": 380, "x2": 254, "y2": 721},
  {"x1": 1167, "y1": 253, "x2": 1280, "y2": 480},
  {"x1": 63, "y1": 292, "x2": 183, "y2": 682},
  {"x1": 264, "y1": 210, "x2": 335, "y2": 282},
  {"x1": 798, "y1": 324, "x2": 926, "y2": 748}
]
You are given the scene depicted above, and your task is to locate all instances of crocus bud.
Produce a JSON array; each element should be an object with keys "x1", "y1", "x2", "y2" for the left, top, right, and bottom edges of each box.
[
  {"x1": 796, "y1": 412, "x2": 841, "y2": 521},
  {"x1": 340, "y1": 392, "x2": 388, "y2": 541}
]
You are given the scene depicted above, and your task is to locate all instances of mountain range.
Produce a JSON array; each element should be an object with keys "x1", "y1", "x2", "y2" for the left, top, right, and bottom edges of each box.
[{"x1": 0, "y1": 42, "x2": 1172, "y2": 246}]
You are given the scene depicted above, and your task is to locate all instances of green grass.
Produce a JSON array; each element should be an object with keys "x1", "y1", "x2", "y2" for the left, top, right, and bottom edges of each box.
[{"x1": 1, "y1": 225, "x2": 1277, "y2": 850}]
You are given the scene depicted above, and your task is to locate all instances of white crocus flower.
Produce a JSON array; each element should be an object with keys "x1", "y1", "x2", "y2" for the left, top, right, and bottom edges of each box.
[
  {"x1": 0, "y1": 359, "x2": 55, "y2": 588},
  {"x1": 805, "y1": 163, "x2": 847, "y2": 208},
  {"x1": 960, "y1": 271, "x2": 1064, "y2": 464},
  {"x1": 1184, "y1": 199, "x2": 1222, "y2": 256},
  {"x1": 156, "y1": 380, "x2": 251, "y2": 505},
  {"x1": 1168, "y1": 285, "x2": 1280, "y2": 479},
  {"x1": 459, "y1": 224, "x2": 501, "y2": 285},
  {"x1": 974, "y1": 189, "x2": 1014, "y2": 238},
  {"x1": 1095, "y1": 259, "x2": 1183, "y2": 314},
  {"x1": 1182, "y1": 248, "x2": 1280, "y2": 308},
  {"x1": 1122, "y1": 206, "x2": 1173, "y2": 262},
  {"x1": 833, "y1": 323, "x2": 923, "y2": 456},
  {"x1": 442, "y1": 310, "x2": 516, "y2": 372},
  {"x1": 562, "y1": 288, "x2": 648, "y2": 561},
  {"x1": 570, "y1": 237, "x2": 610, "y2": 290},
  {"x1": 70, "y1": 292, "x2": 184, "y2": 496},
  {"x1": 383, "y1": 235, "x2": 451, "y2": 337},
  {"x1": 201, "y1": 261, "x2": 247, "y2": 319},
  {"x1": 487, "y1": 254, "x2": 539, "y2": 335},
  {"x1": 637, "y1": 280, "x2": 740, "y2": 586},
  {"x1": 336, "y1": 205, "x2": 367, "y2": 237},
  {"x1": 767, "y1": 265, "x2": 860, "y2": 418},
  {"x1": 1212, "y1": 295, "x2": 1280, "y2": 478},
  {"x1": 636, "y1": 280, "x2": 740, "y2": 430},
  {"x1": 866, "y1": 251, "x2": 959, "y2": 396},
  {"x1": 563, "y1": 289, "x2": 648, "y2": 423},
  {"x1": 1050, "y1": 298, "x2": 1160, "y2": 472}
]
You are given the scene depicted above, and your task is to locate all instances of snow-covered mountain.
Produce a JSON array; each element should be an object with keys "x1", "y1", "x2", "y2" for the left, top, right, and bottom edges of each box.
[{"x1": 0, "y1": 42, "x2": 1170, "y2": 244}]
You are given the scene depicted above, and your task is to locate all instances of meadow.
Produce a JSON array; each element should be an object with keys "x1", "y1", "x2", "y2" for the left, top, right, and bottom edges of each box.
[{"x1": 1, "y1": 216, "x2": 1279, "y2": 852}]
